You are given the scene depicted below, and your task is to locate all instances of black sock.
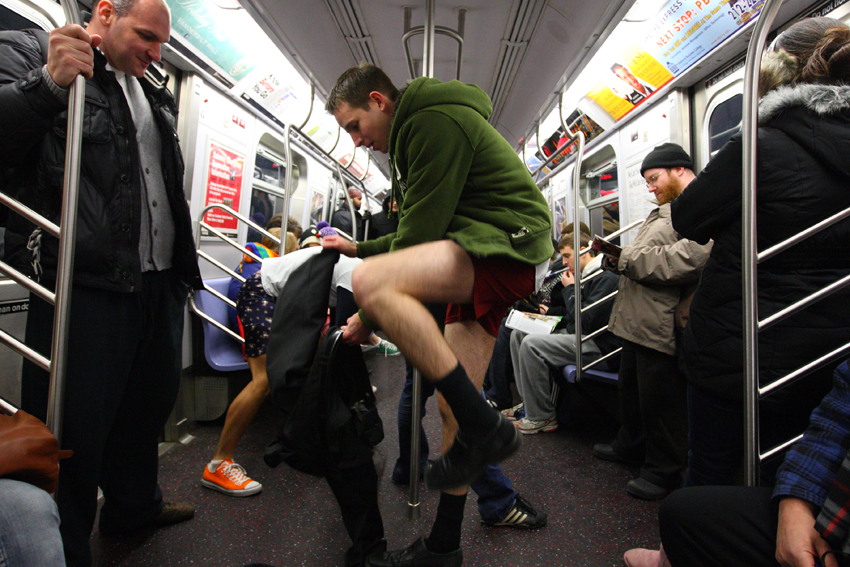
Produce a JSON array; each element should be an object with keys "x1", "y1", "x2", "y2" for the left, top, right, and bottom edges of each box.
[
  {"x1": 425, "y1": 492, "x2": 466, "y2": 553},
  {"x1": 433, "y1": 363, "x2": 499, "y2": 441}
]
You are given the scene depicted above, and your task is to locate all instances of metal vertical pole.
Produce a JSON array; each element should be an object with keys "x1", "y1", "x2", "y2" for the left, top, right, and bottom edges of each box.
[
  {"x1": 422, "y1": 0, "x2": 436, "y2": 78},
  {"x1": 408, "y1": 0, "x2": 436, "y2": 521},
  {"x1": 47, "y1": 0, "x2": 86, "y2": 443},
  {"x1": 561, "y1": 93, "x2": 585, "y2": 382},
  {"x1": 742, "y1": 0, "x2": 784, "y2": 486},
  {"x1": 283, "y1": 124, "x2": 296, "y2": 236}
]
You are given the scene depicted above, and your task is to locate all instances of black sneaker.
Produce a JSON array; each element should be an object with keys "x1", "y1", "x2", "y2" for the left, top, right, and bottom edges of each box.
[
  {"x1": 425, "y1": 416, "x2": 522, "y2": 491},
  {"x1": 366, "y1": 537, "x2": 462, "y2": 567},
  {"x1": 483, "y1": 494, "x2": 547, "y2": 530}
]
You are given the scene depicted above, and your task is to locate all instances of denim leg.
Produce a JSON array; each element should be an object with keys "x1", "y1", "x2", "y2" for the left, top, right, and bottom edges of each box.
[
  {"x1": 483, "y1": 317, "x2": 515, "y2": 408},
  {"x1": 0, "y1": 479, "x2": 66, "y2": 567},
  {"x1": 392, "y1": 360, "x2": 433, "y2": 482},
  {"x1": 470, "y1": 464, "x2": 517, "y2": 524}
]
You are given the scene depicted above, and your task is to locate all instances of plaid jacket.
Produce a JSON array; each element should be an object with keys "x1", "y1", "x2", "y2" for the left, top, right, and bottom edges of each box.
[{"x1": 773, "y1": 360, "x2": 850, "y2": 551}]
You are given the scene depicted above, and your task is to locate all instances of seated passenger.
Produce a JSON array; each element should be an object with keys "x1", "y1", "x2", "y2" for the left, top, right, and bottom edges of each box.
[
  {"x1": 671, "y1": 16, "x2": 850, "y2": 489},
  {"x1": 625, "y1": 358, "x2": 850, "y2": 567},
  {"x1": 202, "y1": 226, "x2": 393, "y2": 496},
  {"x1": 484, "y1": 225, "x2": 593, "y2": 411},
  {"x1": 508, "y1": 233, "x2": 620, "y2": 434},
  {"x1": 366, "y1": 194, "x2": 399, "y2": 240},
  {"x1": 593, "y1": 143, "x2": 711, "y2": 501},
  {"x1": 1, "y1": 409, "x2": 69, "y2": 566}
]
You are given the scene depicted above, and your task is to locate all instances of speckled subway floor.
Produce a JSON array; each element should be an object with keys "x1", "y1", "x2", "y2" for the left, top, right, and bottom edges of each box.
[{"x1": 89, "y1": 353, "x2": 660, "y2": 567}]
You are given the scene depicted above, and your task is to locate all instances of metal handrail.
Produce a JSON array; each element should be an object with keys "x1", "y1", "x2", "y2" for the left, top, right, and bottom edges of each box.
[
  {"x1": 759, "y1": 341, "x2": 850, "y2": 397},
  {"x1": 282, "y1": 123, "x2": 295, "y2": 237},
  {"x1": 759, "y1": 274, "x2": 850, "y2": 332},
  {"x1": 525, "y1": 93, "x2": 582, "y2": 181},
  {"x1": 344, "y1": 146, "x2": 357, "y2": 171},
  {"x1": 298, "y1": 84, "x2": 315, "y2": 130},
  {"x1": 191, "y1": 203, "x2": 283, "y2": 346},
  {"x1": 281, "y1": 120, "x2": 375, "y2": 237},
  {"x1": 332, "y1": 162, "x2": 359, "y2": 242},
  {"x1": 0, "y1": 0, "x2": 88, "y2": 441},
  {"x1": 742, "y1": 0, "x2": 800, "y2": 485},
  {"x1": 188, "y1": 296, "x2": 244, "y2": 343},
  {"x1": 328, "y1": 125, "x2": 341, "y2": 154},
  {"x1": 405, "y1": 0, "x2": 439, "y2": 522},
  {"x1": 566, "y1": 122, "x2": 587, "y2": 382},
  {"x1": 759, "y1": 205, "x2": 850, "y2": 263},
  {"x1": 403, "y1": 13, "x2": 464, "y2": 81},
  {"x1": 357, "y1": 155, "x2": 371, "y2": 182},
  {"x1": 583, "y1": 348, "x2": 621, "y2": 371}
]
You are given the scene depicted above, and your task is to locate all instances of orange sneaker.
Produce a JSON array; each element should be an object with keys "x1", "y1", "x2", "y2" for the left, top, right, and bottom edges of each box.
[{"x1": 201, "y1": 459, "x2": 262, "y2": 497}]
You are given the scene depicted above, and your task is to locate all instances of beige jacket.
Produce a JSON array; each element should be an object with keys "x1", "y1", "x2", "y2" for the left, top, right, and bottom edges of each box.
[{"x1": 607, "y1": 203, "x2": 712, "y2": 356}]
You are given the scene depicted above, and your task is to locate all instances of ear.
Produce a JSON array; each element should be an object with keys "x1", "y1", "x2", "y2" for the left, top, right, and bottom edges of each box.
[
  {"x1": 94, "y1": 0, "x2": 116, "y2": 26},
  {"x1": 369, "y1": 91, "x2": 387, "y2": 110}
]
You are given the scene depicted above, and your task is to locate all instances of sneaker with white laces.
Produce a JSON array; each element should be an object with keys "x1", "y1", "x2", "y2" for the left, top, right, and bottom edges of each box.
[
  {"x1": 376, "y1": 338, "x2": 400, "y2": 356},
  {"x1": 500, "y1": 402, "x2": 525, "y2": 421},
  {"x1": 201, "y1": 459, "x2": 262, "y2": 496},
  {"x1": 514, "y1": 417, "x2": 558, "y2": 435}
]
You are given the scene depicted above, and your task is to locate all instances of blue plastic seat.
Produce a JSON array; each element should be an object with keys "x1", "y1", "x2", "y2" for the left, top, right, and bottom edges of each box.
[
  {"x1": 562, "y1": 364, "x2": 618, "y2": 386},
  {"x1": 194, "y1": 277, "x2": 249, "y2": 372}
]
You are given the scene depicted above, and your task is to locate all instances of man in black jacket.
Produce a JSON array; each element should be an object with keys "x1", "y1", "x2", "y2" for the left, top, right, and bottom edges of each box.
[
  {"x1": 331, "y1": 187, "x2": 365, "y2": 240},
  {"x1": 0, "y1": 0, "x2": 201, "y2": 565}
]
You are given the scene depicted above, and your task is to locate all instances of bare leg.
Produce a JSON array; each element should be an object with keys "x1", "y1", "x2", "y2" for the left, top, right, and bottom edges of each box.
[
  {"x1": 352, "y1": 240, "x2": 475, "y2": 381},
  {"x1": 355, "y1": 240, "x2": 519, "y2": 494},
  {"x1": 212, "y1": 355, "x2": 269, "y2": 461},
  {"x1": 438, "y1": 321, "x2": 497, "y2": 496}
]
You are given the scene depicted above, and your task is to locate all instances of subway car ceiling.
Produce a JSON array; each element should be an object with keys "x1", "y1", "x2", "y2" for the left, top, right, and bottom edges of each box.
[
  {"x1": 230, "y1": 0, "x2": 815, "y2": 165},
  {"x1": 22, "y1": 0, "x2": 835, "y2": 185}
]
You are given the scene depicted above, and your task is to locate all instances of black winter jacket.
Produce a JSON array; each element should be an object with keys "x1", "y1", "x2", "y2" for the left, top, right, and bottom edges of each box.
[
  {"x1": 0, "y1": 30, "x2": 201, "y2": 292},
  {"x1": 558, "y1": 258, "x2": 621, "y2": 361},
  {"x1": 672, "y1": 84, "x2": 850, "y2": 401},
  {"x1": 330, "y1": 206, "x2": 364, "y2": 241}
]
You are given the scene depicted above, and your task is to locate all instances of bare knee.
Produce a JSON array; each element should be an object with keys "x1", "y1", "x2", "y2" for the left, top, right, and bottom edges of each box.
[
  {"x1": 351, "y1": 262, "x2": 380, "y2": 311},
  {"x1": 248, "y1": 357, "x2": 270, "y2": 397}
]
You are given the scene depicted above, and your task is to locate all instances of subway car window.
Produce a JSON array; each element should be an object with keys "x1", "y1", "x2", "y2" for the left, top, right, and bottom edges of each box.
[{"x1": 709, "y1": 93, "x2": 743, "y2": 156}]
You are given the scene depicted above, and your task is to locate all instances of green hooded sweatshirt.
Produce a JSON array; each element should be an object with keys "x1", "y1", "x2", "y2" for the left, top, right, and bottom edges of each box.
[{"x1": 356, "y1": 77, "x2": 553, "y2": 265}]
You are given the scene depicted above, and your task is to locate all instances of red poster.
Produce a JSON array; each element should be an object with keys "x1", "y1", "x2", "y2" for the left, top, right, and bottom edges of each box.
[{"x1": 203, "y1": 140, "x2": 245, "y2": 232}]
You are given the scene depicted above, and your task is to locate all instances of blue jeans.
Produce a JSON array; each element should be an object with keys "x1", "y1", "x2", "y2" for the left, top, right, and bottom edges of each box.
[
  {"x1": 0, "y1": 479, "x2": 66, "y2": 566},
  {"x1": 483, "y1": 317, "x2": 514, "y2": 409},
  {"x1": 393, "y1": 361, "x2": 516, "y2": 524}
]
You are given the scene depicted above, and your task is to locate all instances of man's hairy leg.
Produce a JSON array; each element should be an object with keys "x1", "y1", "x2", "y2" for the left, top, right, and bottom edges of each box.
[
  {"x1": 438, "y1": 320, "x2": 497, "y2": 496},
  {"x1": 354, "y1": 240, "x2": 517, "y2": 491},
  {"x1": 351, "y1": 240, "x2": 474, "y2": 381}
]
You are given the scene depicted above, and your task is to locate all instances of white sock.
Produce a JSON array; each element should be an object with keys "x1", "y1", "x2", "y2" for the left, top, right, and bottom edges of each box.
[{"x1": 208, "y1": 459, "x2": 224, "y2": 472}]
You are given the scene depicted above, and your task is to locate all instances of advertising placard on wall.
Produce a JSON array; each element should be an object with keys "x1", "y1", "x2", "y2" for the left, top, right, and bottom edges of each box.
[
  {"x1": 203, "y1": 139, "x2": 245, "y2": 234},
  {"x1": 642, "y1": 0, "x2": 763, "y2": 76},
  {"x1": 588, "y1": 0, "x2": 763, "y2": 121},
  {"x1": 167, "y1": 0, "x2": 255, "y2": 82}
]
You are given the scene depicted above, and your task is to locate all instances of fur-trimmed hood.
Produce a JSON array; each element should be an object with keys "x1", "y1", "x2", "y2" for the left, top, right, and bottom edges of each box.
[
  {"x1": 758, "y1": 83, "x2": 850, "y2": 179},
  {"x1": 759, "y1": 83, "x2": 850, "y2": 124}
]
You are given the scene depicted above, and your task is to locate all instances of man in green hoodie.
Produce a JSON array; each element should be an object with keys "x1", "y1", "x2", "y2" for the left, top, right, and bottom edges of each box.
[{"x1": 323, "y1": 63, "x2": 553, "y2": 567}]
